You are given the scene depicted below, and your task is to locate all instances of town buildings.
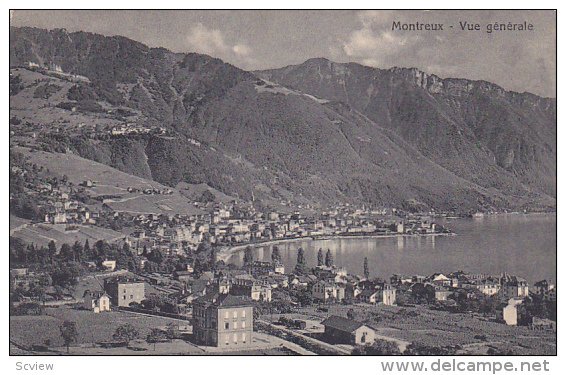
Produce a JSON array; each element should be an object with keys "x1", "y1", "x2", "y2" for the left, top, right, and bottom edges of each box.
[
  {"x1": 312, "y1": 280, "x2": 345, "y2": 303},
  {"x1": 104, "y1": 277, "x2": 145, "y2": 307},
  {"x1": 83, "y1": 290, "x2": 111, "y2": 313},
  {"x1": 358, "y1": 284, "x2": 396, "y2": 305},
  {"x1": 499, "y1": 298, "x2": 524, "y2": 325},
  {"x1": 192, "y1": 293, "x2": 254, "y2": 347},
  {"x1": 499, "y1": 275, "x2": 529, "y2": 301},
  {"x1": 321, "y1": 315, "x2": 376, "y2": 345},
  {"x1": 533, "y1": 280, "x2": 556, "y2": 301}
]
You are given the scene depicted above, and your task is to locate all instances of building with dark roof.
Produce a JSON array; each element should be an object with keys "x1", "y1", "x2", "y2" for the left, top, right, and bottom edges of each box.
[
  {"x1": 193, "y1": 293, "x2": 254, "y2": 347},
  {"x1": 320, "y1": 315, "x2": 376, "y2": 345},
  {"x1": 83, "y1": 290, "x2": 111, "y2": 313}
]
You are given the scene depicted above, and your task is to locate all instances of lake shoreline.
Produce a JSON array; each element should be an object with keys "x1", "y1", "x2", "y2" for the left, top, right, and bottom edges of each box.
[{"x1": 216, "y1": 232, "x2": 456, "y2": 262}]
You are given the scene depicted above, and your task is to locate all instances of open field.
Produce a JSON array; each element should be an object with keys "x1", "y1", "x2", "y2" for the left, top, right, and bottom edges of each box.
[
  {"x1": 9, "y1": 215, "x2": 31, "y2": 235},
  {"x1": 10, "y1": 307, "x2": 188, "y2": 349},
  {"x1": 262, "y1": 304, "x2": 557, "y2": 355},
  {"x1": 103, "y1": 193, "x2": 204, "y2": 216},
  {"x1": 19, "y1": 147, "x2": 164, "y2": 190},
  {"x1": 10, "y1": 222, "x2": 123, "y2": 247},
  {"x1": 10, "y1": 307, "x2": 299, "y2": 355},
  {"x1": 15, "y1": 147, "x2": 205, "y2": 216}
]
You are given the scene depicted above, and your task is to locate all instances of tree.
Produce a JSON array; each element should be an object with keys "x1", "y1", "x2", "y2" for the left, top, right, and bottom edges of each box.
[
  {"x1": 294, "y1": 248, "x2": 308, "y2": 275},
  {"x1": 411, "y1": 283, "x2": 436, "y2": 304},
  {"x1": 59, "y1": 321, "x2": 77, "y2": 353},
  {"x1": 317, "y1": 248, "x2": 324, "y2": 266},
  {"x1": 352, "y1": 339, "x2": 402, "y2": 355},
  {"x1": 48, "y1": 240, "x2": 57, "y2": 264},
  {"x1": 166, "y1": 322, "x2": 179, "y2": 340},
  {"x1": 404, "y1": 343, "x2": 457, "y2": 355},
  {"x1": 325, "y1": 249, "x2": 334, "y2": 267},
  {"x1": 146, "y1": 328, "x2": 167, "y2": 351},
  {"x1": 295, "y1": 288, "x2": 313, "y2": 306},
  {"x1": 243, "y1": 246, "x2": 254, "y2": 267},
  {"x1": 363, "y1": 257, "x2": 370, "y2": 279},
  {"x1": 72, "y1": 241, "x2": 83, "y2": 262},
  {"x1": 59, "y1": 243, "x2": 73, "y2": 262},
  {"x1": 148, "y1": 249, "x2": 164, "y2": 264},
  {"x1": 29, "y1": 283, "x2": 47, "y2": 305},
  {"x1": 271, "y1": 246, "x2": 281, "y2": 264},
  {"x1": 197, "y1": 235, "x2": 212, "y2": 253},
  {"x1": 113, "y1": 323, "x2": 139, "y2": 345},
  {"x1": 198, "y1": 189, "x2": 216, "y2": 203},
  {"x1": 347, "y1": 308, "x2": 356, "y2": 320},
  {"x1": 83, "y1": 239, "x2": 92, "y2": 260},
  {"x1": 122, "y1": 242, "x2": 131, "y2": 254}
]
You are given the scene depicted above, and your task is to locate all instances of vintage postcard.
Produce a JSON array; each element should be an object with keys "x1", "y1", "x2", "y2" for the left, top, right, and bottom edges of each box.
[{"x1": 8, "y1": 8, "x2": 557, "y2": 365}]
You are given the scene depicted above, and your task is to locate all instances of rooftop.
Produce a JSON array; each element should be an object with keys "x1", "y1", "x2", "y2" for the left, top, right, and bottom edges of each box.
[
  {"x1": 193, "y1": 292, "x2": 254, "y2": 308},
  {"x1": 321, "y1": 315, "x2": 368, "y2": 333}
]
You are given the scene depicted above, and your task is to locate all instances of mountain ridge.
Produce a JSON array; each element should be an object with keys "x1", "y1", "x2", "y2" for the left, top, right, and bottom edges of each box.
[
  {"x1": 9, "y1": 26, "x2": 556, "y2": 213},
  {"x1": 256, "y1": 58, "x2": 556, "y2": 200}
]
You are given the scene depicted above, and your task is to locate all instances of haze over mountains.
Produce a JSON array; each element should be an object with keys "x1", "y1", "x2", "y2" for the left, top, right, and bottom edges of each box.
[{"x1": 9, "y1": 27, "x2": 556, "y2": 213}]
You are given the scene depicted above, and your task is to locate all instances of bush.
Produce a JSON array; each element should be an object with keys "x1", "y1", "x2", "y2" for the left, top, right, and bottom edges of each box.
[
  {"x1": 33, "y1": 83, "x2": 62, "y2": 99},
  {"x1": 352, "y1": 339, "x2": 402, "y2": 355},
  {"x1": 56, "y1": 100, "x2": 104, "y2": 113},
  {"x1": 10, "y1": 302, "x2": 44, "y2": 316},
  {"x1": 67, "y1": 84, "x2": 98, "y2": 101},
  {"x1": 404, "y1": 343, "x2": 458, "y2": 355}
]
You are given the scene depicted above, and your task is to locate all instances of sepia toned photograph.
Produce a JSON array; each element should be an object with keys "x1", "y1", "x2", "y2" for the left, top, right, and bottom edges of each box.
[{"x1": 8, "y1": 9, "x2": 556, "y2": 358}]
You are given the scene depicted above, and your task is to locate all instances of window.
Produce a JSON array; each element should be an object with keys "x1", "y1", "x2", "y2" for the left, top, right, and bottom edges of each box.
[
  {"x1": 233, "y1": 310, "x2": 238, "y2": 319},
  {"x1": 241, "y1": 321, "x2": 246, "y2": 329},
  {"x1": 234, "y1": 322, "x2": 238, "y2": 329},
  {"x1": 130, "y1": 295, "x2": 133, "y2": 299},
  {"x1": 233, "y1": 333, "x2": 238, "y2": 344},
  {"x1": 242, "y1": 332, "x2": 246, "y2": 343},
  {"x1": 225, "y1": 336, "x2": 229, "y2": 345},
  {"x1": 122, "y1": 295, "x2": 126, "y2": 300},
  {"x1": 241, "y1": 309, "x2": 246, "y2": 318},
  {"x1": 225, "y1": 322, "x2": 229, "y2": 329},
  {"x1": 225, "y1": 311, "x2": 229, "y2": 319}
]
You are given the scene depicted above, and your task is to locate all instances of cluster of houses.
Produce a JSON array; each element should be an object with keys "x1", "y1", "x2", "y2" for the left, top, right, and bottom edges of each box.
[
  {"x1": 121, "y1": 204, "x2": 448, "y2": 259},
  {"x1": 24, "y1": 61, "x2": 90, "y2": 83},
  {"x1": 83, "y1": 276, "x2": 145, "y2": 313},
  {"x1": 9, "y1": 166, "x2": 101, "y2": 226},
  {"x1": 44, "y1": 188, "x2": 100, "y2": 225},
  {"x1": 110, "y1": 125, "x2": 167, "y2": 136},
  {"x1": 389, "y1": 271, "x2": 556, "y2": 326},
  {"x1": 43, "y1": 186, "x2": 99, "y2": 225}
]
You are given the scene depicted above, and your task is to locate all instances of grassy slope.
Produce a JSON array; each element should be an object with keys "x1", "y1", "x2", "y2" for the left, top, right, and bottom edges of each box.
[{"x1": 14, "y1": 146, "x2": 206, "y2": 220}]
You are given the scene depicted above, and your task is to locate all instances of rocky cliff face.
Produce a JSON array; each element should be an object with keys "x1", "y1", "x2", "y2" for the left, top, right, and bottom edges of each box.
[
  {"x1": 258, "y1": 58, "x2": 556, "y2": 200},
  {"x1": 10, "y1": 27, "x2": 556, "y2": 212}
]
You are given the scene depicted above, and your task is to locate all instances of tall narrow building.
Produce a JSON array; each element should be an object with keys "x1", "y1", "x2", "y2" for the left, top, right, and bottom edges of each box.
[{"x1": 192, "y1": 293, "x2": 254, "y2": 348}]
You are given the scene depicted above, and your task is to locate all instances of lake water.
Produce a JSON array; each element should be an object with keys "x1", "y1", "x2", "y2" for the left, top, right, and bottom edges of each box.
[{"x1": 227, "y1": 213, "x2": 556, "y2": 284}]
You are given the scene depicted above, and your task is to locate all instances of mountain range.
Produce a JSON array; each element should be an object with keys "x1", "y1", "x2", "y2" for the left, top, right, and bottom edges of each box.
[{"x1": 9, "y1": 27, "x2": 556, "y2": 213}]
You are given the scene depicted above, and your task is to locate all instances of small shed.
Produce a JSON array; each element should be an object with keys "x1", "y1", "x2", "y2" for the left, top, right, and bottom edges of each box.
[{"x1": 321, "y1": 315, "x2": 376, "y2": 345}]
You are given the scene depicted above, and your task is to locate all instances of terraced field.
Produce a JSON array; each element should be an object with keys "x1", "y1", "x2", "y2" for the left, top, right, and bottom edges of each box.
[
  {"x1": 268, "y1": 304, "x2": 556, "y2": 355},
  {"x1": 10, "y1": 222, "x2": 123, "y2": 247}
]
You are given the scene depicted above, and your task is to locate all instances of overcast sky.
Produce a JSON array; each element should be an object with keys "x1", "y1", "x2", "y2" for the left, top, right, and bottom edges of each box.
[{"x1": 11, "y1": 10, "x2": 556, "y2": 97}]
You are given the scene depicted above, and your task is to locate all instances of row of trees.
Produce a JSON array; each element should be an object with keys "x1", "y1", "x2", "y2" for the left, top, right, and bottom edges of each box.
[
  {"x1": 352, "y1": 340, "x2": 461, "y2": 356},
  {"x1": 58, "y1": 321, "x2": 181, "y2": 353}
]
